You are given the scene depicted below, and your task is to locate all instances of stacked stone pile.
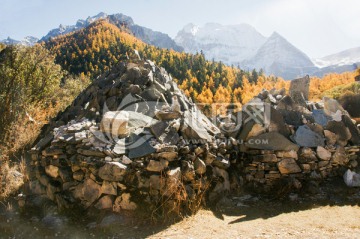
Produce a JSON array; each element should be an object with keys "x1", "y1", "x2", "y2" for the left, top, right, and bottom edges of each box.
[
  {"x1": 235, "y1": 76, "x2": 360, "y2": 191},
  {"x1": 26, "y1": 63, "x2": 360, "y2": 217},
  {"x1": 27, "y1": 59, "x2": 233, "y2": 216}
]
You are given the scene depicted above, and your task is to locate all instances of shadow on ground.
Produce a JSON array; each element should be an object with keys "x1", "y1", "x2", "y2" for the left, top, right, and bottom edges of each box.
[{"x1": 209, "y1": 176, "x2": 360, "y2": 225}]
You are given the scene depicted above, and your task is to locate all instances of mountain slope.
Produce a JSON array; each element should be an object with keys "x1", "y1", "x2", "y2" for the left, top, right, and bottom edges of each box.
[
  {"x1": 175, "y1": 23, "x2": 266, "y2": 64},
  {"x1": 242, "y1": 32, "x2": 315, "y2": 79},
  {"x1": 41, "y1": 12, "x2": 182, "y2": 51},
  {"x1": 0, "y1": 36, "x2": 39, "y2": 46},
  {"x1": 313, "y1": 46, "x2": 360, "y2": 68},
  {"x1": 45, "y1": 20, "x2": 146, "y2": 77}
]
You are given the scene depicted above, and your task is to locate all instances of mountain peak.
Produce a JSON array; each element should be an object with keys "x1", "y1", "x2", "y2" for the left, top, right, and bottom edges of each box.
[
  {"x1": 0, "y1": 36, "x2": 38, "y2": 46},
  {"x1": 269, "y1": 31, "x2": 287, "y2": 41},
  {"x1": 175, "y1": 22, "x2": 267, "y2": 64},
  {"x1": 270, "y1": 31, "x2": 281, "y2": 36},
  {"x1": 181, "y1": 23, "x2": 199, "y2": 36},
  {"x1": 243, "y1": 31, "x2": 314, "y2": 79},
  {"x1": 40, "y1": 12, "x2": 182, "y2": 51}
]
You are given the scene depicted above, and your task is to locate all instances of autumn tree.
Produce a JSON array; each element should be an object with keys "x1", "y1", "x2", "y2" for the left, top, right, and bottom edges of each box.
[{"x1": 0, "y1": 45, "x2": 63, "y2": 138}]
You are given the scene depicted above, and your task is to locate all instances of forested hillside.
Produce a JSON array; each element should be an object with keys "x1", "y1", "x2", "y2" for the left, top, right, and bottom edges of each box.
[{"x1": 45, "y1": 20, "x2": 289, "y2": 107}]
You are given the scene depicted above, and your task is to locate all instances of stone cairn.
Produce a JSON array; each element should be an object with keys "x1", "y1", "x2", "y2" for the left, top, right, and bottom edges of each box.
[
  {"x1": 27, "y1": 62, "x2": 360, "y2": 218},
  {"x1": 235, "y1": 76, "x2": 360, "y2": 192}
]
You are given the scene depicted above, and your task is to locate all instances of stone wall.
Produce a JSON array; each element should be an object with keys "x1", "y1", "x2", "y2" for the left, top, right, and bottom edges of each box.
[{"x1": 26, "y1": 59, "x2": 360, "y2": 218}]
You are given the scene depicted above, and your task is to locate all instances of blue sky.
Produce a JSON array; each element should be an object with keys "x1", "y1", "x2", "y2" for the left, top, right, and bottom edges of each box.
[{"x1": 0, "y1": 0, "x2": 359, "y2": 58}]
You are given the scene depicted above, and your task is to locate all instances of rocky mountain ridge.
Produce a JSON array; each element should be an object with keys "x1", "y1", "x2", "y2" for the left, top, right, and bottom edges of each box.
[
  {"x1": 0, "y1": 36, "x2": 39, "y2": 46},
  {"x1": 40, "y1": 12, "x2": 183, "y2": 52},
  {"x1": 1, "y1": 12, "x2": 182, "y2": 52}
]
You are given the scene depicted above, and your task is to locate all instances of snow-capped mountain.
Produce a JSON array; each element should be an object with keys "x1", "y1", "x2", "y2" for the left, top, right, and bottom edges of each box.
[
  {"x1": 242, "y1": 32, "x2": 315, "y2": 79},
  {"x1": 313, "y1": 46, "x2": 360, "y2": 68},
  {"x1": 1, "y1": 36, "x2": 39, "y2": 46},
  {"x1": 41, "y1": 12, "x2": 116, "y2": 41},
  {"x1": 175, "y1": 23, "x2": 266, "y2": 64},
  {"x1": 175, "y1": 23, "x2": 319, "y2": 79},
  {"x1": 41, "y1": 12, "x2": 182, "y2": 51}
]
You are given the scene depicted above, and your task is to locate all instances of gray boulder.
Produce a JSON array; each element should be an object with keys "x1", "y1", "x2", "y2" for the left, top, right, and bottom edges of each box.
[
  {"x1": 245, "y1": 132, "x2": 299, "y2": 151},
  {"x1": 293, "y1": 125, "x2": 325, "y2": 147}
]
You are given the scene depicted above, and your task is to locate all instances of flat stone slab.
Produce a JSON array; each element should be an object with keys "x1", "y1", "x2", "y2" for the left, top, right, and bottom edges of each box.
[{"x1": 245, "y1": 132, "x2": 299, "y2": 151}]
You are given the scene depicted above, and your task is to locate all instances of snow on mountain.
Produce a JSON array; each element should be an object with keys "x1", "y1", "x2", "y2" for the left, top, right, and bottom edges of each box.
[
  {"x1": 0, "y1": 37, "x2": 20, "y2": 45},
  {"x1": 175, "y1": 23, "x2": 267, "y2": 64},
  {"x1": 1, "y1": 36, "x2": 39, "y2": 46},
  {"x1": 41, "y1": 12, "x2": 110, "y2": 41},
  {"x1": 313, "y1": 46, "x2": 360, "y2": 68},
  {"x1": 242, "y1": 32, "x2": 315, "y2": 79},
  {"x1": 40, "y1": 12, "x2": 182, "y2": 51},
  {"x1": 22, "y1": 36, "x2": 39, "y2": 46},
  {"x1": 175, "y1": 23, "x2": 321, "y2": 79}
]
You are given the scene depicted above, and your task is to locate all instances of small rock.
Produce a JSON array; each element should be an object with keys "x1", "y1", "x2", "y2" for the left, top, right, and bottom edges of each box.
[
  {"x1": 75, "y1": 179, "x2": 101, "y2": 208},
  {"x1": 101, "y1": 111, "x2": 129, "y2": 137},
  {"x1": 95, "y1": 195, "x2": 114, "y2": 210},
  {"x1": 101, "y1": 181, "x2": 117, "y2": 195},
  {"x1": 349, "y1": 159, "x2": 358, "y2": 168},
  {"x1": 282, "y1": 150, "x2": 298, "y2": 159},
  {"x1": 157, "y1": 151, "x2": 178, "y2": 161},
  {"x1": 45, "y1": 165, "x2": 59, "y2": 178},
  {"x1": 246, "y1": 123, "x2": 266, "y2": 140},
  {"x1": 113, "y1": 193, "x2": 137, "y2": 212},
  {"x1": 343, "y1": 169, "x2": 360, "y2": 187},
  {"x1": 194, "y1": 158, "x2": 206, "y2": 175},
  {"x1": 331, "y1": 146, "x2": 348, "y2": 165},
  {"x1": 146, "y1": 159, "x2": 168, "y2": 172},
  {"x1": 316, "y1": 146, "x2": 331, "y2": 161},
  {"x1": 252, "y1": 154, "x2": 279, "y2": 163},
  {"x1": 212, "y1": 156, "x2": 230, "y2": 169},
  {"x1": 98, "y1": 162, "x2": 127, "y2": 181},
  {"x1": 278, "y1": 158, "x2": 302, "y2": 174},
  {"x1": 73, "y1": 170, "x2": 84, "y2": 181},
  {"x1": 312, "y1": 109, "x2": 332, "y2": 127},
  {"x1": 324, "y1": 130, "x2": 337, "y2": 145},
  {"x1": 121, "y1": 155, "x2": 132, "y2": 165},
  {"x1": 204, "y1": 153, "x2": 216, "y2": 165},
  {"x1": 325, "y1": 121, "x2": 351, "y2": 146},
  {"x1": 155, "y1": 110, "x2": 181, "y2": 120},
  {"x1": 181, "y1": 161, "x2": 195, "y2": 181}
]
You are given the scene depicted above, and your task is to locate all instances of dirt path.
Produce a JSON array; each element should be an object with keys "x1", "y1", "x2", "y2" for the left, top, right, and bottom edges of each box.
[{"x1": 149, "y1": 205, "x2": 360, "y2": 239}]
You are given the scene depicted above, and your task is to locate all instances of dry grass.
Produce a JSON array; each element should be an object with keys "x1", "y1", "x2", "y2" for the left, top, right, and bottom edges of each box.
[
  {"x1": 0, "y1": 161, "x2": 24, "y2": 200},
  {"x1": 150, "y1": 174, "x2": 212, "y2": 223}
]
